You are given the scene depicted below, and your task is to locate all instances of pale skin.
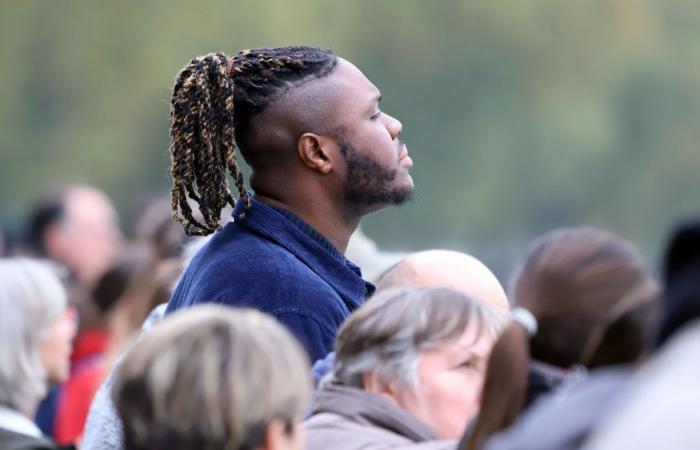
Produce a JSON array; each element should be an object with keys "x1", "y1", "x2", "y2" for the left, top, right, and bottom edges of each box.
[
  {"x1": 363, "y1": 321, "x2": 495, "y2": 439},
  {"x1": 38, "y1": 307, "x2": 76, "y2": 385},
  {"x1": 43, "y1": 186, "x2": 123, "y2": 287},
  {"x1": 379, "y1": 250, "x2": 511, "y2": 313}
]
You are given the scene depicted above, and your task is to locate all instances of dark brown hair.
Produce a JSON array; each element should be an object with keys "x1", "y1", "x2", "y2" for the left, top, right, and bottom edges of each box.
[
  {"x1": 464, "y1": 227, "x2": 659, "y2": 450},
  {"x1": 169, "y1": 47, "x2": 338, "y2": 236}
]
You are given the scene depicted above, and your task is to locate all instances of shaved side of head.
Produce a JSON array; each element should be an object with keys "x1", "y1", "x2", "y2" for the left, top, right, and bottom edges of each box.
[{"x1": 238, "y1": 71, "x2": 342, "y2": 170}]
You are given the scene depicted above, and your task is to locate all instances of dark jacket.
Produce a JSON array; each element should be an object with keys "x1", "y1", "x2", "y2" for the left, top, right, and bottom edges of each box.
[
  {"x1": 525, "y1": 360, "x2": 569, "y2": 408},
  {"x1": 304, "y1": 383, "x2": 456, "y2": 450},
  {"x1": 165, "y1": 197, "x2": 374, "y2": 361},
  {"x1": 483, "y1": 367, "x2": 629, "y2": 450}
]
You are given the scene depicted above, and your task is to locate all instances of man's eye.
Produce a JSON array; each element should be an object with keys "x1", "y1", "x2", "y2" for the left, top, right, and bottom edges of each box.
[{"x1": 371, "y1": 111, "x2": 382, "y2": 120}]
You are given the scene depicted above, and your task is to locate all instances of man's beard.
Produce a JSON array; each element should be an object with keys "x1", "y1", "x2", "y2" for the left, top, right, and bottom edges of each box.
[{"x1": 338, "y1": 139, "x2": 415, "y2": 207}]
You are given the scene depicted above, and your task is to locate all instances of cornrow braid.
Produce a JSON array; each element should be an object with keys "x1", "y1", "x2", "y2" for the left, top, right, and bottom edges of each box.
[{"x1": 169, "y1": 46, "x2": 338, "y2": 236}]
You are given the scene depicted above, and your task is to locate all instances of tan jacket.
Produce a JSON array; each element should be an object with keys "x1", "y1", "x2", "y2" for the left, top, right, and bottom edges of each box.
[{"x1": 303, "y1": 383, "x2": 456, "y2": 450}]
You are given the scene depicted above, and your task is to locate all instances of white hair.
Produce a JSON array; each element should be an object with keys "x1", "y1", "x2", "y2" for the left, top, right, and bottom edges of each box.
[{"x1": 0, "y1": 258, "x2": 67, "y2": 414}]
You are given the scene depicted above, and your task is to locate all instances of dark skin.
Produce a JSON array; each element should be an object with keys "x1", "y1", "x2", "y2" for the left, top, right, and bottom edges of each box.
[{"x1": 243, "y1": 58, "x2": 411, "y2": 253}]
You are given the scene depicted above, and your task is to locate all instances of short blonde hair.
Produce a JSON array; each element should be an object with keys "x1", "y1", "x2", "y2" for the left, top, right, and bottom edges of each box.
[
  {"x1": 112, "y1": 305, "x2": 311, "y2": 450},
  {"x1": 0, "y1": 258, "x2": 67, "y2": 414}
]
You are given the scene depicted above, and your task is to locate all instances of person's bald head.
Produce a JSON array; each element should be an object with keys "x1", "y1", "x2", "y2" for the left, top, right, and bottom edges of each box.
[{"x1": 375, "y1": 249, "x2": 510, "y2": 312}]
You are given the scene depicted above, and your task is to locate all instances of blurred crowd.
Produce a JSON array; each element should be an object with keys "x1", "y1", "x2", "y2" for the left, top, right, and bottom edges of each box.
[{"x1": 0, "y1": 182, "x2": 698, "y2": 450}]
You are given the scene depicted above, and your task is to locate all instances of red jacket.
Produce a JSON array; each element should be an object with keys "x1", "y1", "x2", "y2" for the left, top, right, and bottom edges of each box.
[{"x1": 54, "y1": 328, "x2": 109, "y2": 445}]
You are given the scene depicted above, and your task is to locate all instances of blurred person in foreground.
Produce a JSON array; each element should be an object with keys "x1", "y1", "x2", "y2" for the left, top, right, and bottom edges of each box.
[
  {"x1": 304, "y1": 287, "x2": 503, "y2": 449},
  {"x1": 0, "y1": 259, "x2": 76, "y2": 450},
  {"x1": 164, "y1": 46, "x2": 414, "y2": 362},
  {"x1": 584, "y1": 217, "x2": 700, "y2": 450},
  {"x1": 462, "y1": 227, "x2": 659, "y2": 450},
  {"x1": 111, "y1": 305, "x2": 310, "y2": 450}
]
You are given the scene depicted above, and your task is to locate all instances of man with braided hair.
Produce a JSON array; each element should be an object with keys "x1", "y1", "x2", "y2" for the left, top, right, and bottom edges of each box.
[{"x1": 165, "y1": 46, "x2": 414, "y2": 361}]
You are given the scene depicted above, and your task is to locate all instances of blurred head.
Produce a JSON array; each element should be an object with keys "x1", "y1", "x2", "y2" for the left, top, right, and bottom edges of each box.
[
  {"x1": 93, "y1": 246, "x2": 181, "y2": 340},
  {"x1": 466, "y1": 227, "x2": 659, "y2": 450},
  {"x1": 112, "y1": 305, "x2": 310, "y2": 450},
  {"x1": 332, "y1": 287, "x2": 503, "y2": 439},
  {"x1": 25, "y1": 184, "x2": 123, "y2": 286},
  {"x1": 657, "y1": 216, "x2": 700, "y2": 346},
  {"x1": 169, "y1": 46, "x2": 413, "y2": 236},
  {"x1": 132, "y1": 195, "x2": 188, "y2": 260},
  {"x1": 375, "y1": 249, "x2": 510, "y2": 312},
  {"x1": 0, "y1": 258, "x2": 75, "y2": 416}
]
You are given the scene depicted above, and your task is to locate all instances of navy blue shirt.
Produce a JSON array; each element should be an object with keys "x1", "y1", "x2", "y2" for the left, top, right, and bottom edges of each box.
[{"x1": 165, "y1": 197, "x2": 374, "y2": 362}]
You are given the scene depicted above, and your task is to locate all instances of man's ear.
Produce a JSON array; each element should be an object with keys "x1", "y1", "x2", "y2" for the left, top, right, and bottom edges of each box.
[{"x1": 297, "y1": 133, "x2": 334, "y2": 174}]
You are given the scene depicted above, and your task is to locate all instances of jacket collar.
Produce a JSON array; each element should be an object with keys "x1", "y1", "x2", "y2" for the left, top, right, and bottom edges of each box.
[
  {"x1": 311, "y1": 383, "x2": 438, "y2": 442},
  {"x1": 233, "y1": 197, "x2": 374, "y2": 310},
  {"x1": 0, "y1": 405, "x2": 42, "y2": 438}
]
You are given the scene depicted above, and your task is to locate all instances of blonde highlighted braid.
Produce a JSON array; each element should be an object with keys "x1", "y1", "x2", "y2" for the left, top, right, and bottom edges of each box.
[{"x1": 169, "y1": 46, "x2": 338, "y2": 236}]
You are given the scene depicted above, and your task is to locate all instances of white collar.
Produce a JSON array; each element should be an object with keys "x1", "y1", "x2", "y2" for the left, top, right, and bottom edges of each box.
[{"x1": 0, "y1": 404, "x2": 42, "y2": 438}]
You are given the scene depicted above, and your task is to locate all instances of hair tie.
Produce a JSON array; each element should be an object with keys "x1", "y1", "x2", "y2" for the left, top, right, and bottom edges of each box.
[{"x1": 511, "y1": 307, "x2": 538, "y2": 336}]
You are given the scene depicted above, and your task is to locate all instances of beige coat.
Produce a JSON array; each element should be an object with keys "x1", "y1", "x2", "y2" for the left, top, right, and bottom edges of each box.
[{"x1": 304, "y1": 383, "x2": 456, "y2": 450}]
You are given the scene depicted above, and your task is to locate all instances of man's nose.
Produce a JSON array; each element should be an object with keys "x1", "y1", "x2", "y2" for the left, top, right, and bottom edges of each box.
[{"x1": 384, "y1": 113, "x2": 403, "y2": 140}]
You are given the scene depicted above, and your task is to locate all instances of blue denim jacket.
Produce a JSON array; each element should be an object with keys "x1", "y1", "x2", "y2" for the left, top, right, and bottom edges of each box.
[{"x1": 165, "y1": 197, "x2": 374, "y2": 362}]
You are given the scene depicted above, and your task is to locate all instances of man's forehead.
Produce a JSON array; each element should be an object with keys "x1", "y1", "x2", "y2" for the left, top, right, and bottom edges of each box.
[
  {"x1": 333, "y1": 58, "x2": 380, "y2": 98},
  {"x1": 253, "y1": 58, "x2": 378, "y2": 135}
]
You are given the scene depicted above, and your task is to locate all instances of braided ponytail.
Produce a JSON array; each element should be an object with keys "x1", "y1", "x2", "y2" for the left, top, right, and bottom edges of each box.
[
  {"x1": 168, "y1": 46, "x2": 338, "y2": 236},
  {"x1": 169, "y1": 52, "x2": 250, "y2": 236}
]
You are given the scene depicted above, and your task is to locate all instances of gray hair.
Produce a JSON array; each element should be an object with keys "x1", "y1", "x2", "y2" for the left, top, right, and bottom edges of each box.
[
  {"x1": 332, "y1": 287, "x2": 504, "y2": 390},
  {"x1": 112, "y1": 305, "x2": 311, "y2": 450},
  {"x1": 0, "y1": 258, "x2": 67, "y2": 414}
]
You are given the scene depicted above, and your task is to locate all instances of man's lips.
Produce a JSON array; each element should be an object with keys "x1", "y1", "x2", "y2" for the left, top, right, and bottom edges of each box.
[
  {"x1": 399, "y1": 146, "x2": 413, "y2": 167},
  {"x1": 399, "y1": 145, "x2": 409, "y2": 160}
]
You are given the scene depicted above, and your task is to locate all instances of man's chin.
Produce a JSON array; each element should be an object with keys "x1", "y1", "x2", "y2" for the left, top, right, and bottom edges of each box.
[{"x1": 347, "y1": 186, "x2": 415, "y2": 213}]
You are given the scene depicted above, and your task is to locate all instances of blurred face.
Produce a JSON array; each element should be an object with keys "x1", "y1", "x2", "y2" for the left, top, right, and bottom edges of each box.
[
  {"x1": 393, "y1": 322, "x2": 494, "y2": 439},
  {"x1": 330, "y1": 59, "x2": 415, "y2": 210},
  {"x1": 38, "y1": 308, "x2": 77, "y2": 384},
  {"x1": 49, "y1": 187, "x2": 123, "y2": 286}
]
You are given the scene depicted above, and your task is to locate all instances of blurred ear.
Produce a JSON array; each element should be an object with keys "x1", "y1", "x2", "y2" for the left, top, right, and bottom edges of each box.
[
  {"x1": 43, "y1": 223, "x2": 69, "y2": 261},
  {"x1": 362, "y1": 372, "x2": 398, "y2": 398},
  {"x1": 297, "y1": 133, "x2": 334, "y2": 175},
  {"x1": 260, "y1": 419, "x2": 303, "y2": 450}
]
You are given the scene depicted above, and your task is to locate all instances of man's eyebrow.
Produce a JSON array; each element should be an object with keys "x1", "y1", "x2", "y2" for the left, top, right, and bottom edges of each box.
[{"x1": 373, "y1": 93, "x2": 382, "y2": 103}]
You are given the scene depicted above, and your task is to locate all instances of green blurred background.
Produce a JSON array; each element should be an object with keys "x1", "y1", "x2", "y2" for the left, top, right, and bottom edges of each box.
[{"x1": 1, "y1": 0, "x2": 699, "y2": 278}]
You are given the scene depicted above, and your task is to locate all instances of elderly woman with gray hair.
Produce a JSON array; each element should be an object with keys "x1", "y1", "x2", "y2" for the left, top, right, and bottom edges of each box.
[
  {"x1": 304, "y1": 287, "x2": 503, "y2": 450},
  {"x1": 0, "y1": 259, "x2": 76, "y2": 450}
]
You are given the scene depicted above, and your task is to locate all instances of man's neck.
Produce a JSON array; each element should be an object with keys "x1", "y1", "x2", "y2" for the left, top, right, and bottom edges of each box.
[{"x1": 253, "y1": 193, "x2": 360, "y2": 254}]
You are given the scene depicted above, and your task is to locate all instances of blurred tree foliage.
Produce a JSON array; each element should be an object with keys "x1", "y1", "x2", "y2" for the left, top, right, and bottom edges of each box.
[{"x1": 1, "y1": 0, "x2": 699, "y2": 276}]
